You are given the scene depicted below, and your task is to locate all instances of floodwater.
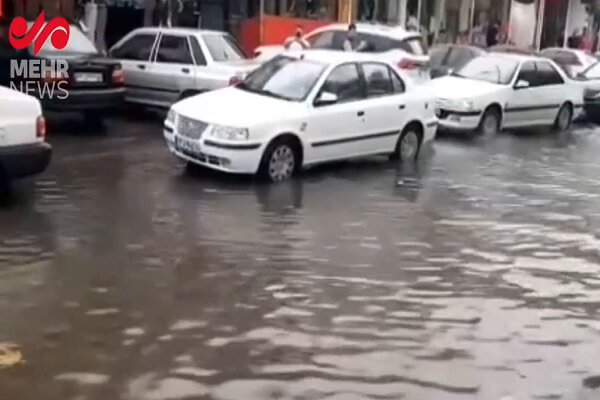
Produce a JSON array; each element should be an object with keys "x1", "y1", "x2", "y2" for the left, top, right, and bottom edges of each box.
[{"x1": 0, "y1": 116, "x2": 599, "y2": 400}]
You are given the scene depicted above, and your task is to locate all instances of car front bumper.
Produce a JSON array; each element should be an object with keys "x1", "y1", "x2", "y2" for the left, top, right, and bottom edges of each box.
[
  {"x1": 163, "y1": 124, "x2": 264, "y2": 174},
  {"x1": 436, "y1": 109, "x2": 482, "y2": 132},
  {"x1": 0, "y1": 142, "x2": 52, "y2": 179},
  {"x1": 42, "y1": 87, "x2": 125, "y2": 112}
]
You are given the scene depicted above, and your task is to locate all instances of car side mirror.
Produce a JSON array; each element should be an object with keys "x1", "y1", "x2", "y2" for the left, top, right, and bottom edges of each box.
[
  {"x1": 576, "y1": 72, "x2": 586, "y2": 79},
  {"x1": 315, "y1": 91, "x2": 338, "y2": 106},
  {"x1": 514, "y1": 79, "x2": 530, "y2": 89}
]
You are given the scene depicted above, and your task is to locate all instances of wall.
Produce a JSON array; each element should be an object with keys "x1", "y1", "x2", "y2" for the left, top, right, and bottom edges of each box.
[{"x1": 566, "y1": 0, "x2": 588, "y2": 36}]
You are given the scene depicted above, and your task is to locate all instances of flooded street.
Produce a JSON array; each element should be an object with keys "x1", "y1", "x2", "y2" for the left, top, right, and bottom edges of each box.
[{"x1": 1, "y1": 115, "x2": 600, "y2": 400}]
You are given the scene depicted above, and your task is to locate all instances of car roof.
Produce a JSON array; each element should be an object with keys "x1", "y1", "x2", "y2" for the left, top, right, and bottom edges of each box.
[
  {"x1": 283, "y1": 49, "x2": 397, "y2": 65},
  {"x1": 485, "y1": 52, "x2": 547, "y2": 63},
  {"x1": 128, "y1": 26, "x2": 228, "y2": 36},
  {"x1": 311, "y1": 22, "x2": 421, "y2": 40}
]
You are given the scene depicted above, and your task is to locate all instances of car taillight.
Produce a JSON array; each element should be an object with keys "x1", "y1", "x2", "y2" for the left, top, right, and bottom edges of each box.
[
  {"x1": 398, "y1": 59, "x2": 417, "y2": 69},
  {"x1": 229, "y1": 76, "x2": 241, "y2": 86},
  {"x1": 36, "y1": 115, "x2": 46, "y2": 140},
  {"x1": 111, "y1": 67, "x2": 125, "y2": 87}
]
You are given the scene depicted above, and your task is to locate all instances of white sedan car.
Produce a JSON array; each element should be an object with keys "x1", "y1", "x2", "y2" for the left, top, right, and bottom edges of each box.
[
  {"x1": 0, "y1": 86, "x2": 51, "y2": 191},
  {"x1": 164, "y1": 50, "x2": 437, "y2": 182},
  {"x1": 426, "y1": 53, "x2": 583, "y2": 137}
]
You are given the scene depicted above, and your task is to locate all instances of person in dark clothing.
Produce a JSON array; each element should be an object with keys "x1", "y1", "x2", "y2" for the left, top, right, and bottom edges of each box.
[{"x1": 486, "y1": 19, "x2": 499, "y2": 47}]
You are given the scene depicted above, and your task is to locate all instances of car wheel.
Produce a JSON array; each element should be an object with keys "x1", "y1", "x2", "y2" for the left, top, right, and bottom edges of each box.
[
  {"x1": 477, "y1": 108, "x2": 500, "y2": 138},
  {"x1": 0, "y1": 168, "x2": 9, "y2": 197},
  {"x1": 258, "y1": 138, "x2": 299, "y2": 183},
  {"x1": 83, "y1": 112, "x2": 104, "y2": 128},
  {"x1": 554, "y1": 103, "x2": 572, "y2": 132},
  {"x1": 396, "y1": 127, "x2": 422, "y2": 162}
]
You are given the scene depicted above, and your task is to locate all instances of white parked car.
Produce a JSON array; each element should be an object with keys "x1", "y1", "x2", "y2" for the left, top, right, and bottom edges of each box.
[
  {"x1": 540, "y1": 47, "x2": 597, "y2": 78},
  {"x1": 426, "y1": 53, "x2": 583, "y2": 137},
  {"x1": 109, "y1": 27, "x2": 260, "y2": 108},
  {"x1": 0, "y1": 87, "x2": 51, "y2": 190},
  {"x1": 163, "y1": 50, "x2": 437, "y2": 182},
  {"x1": 254, "y1": 23, "x2": 430, "y2": 84}
]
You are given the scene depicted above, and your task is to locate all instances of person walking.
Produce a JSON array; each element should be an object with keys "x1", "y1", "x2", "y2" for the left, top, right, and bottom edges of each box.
[
  {"x1": 580, "y1": 26, "x2": 593, "y2": 52},
  {"x1": 343, "y1": 23, "x2": 367, "y2": 51}
]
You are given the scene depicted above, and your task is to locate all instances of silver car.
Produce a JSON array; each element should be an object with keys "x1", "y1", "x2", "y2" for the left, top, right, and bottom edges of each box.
[{"x1": 108, "y1": 27, "x2": 260, "y2": 108}]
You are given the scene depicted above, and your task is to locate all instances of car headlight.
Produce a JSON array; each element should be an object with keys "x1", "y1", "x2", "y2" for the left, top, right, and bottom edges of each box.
[
  {"x1": 210, "y1": 125, "x2": 249, "y2": 141},
  {"x1": 166, "y1": 108, "x2": 176, "y2": 124},
  {"x1": 456, "y1": 99, "x2": 474, "y2": 111}
]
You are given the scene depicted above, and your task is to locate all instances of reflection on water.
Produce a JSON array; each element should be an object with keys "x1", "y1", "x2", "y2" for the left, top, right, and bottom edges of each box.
[{"x1": 0, "y1": 121, "x2": 599, "y2": 400}]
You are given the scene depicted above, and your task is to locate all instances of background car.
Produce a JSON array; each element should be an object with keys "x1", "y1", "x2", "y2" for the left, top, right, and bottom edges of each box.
[
  {"x1": 539, "y1": 47, "x2": 597, "y2": 78},
  {"x1": 427, "y1": 53, "x2": 581, "y2": 137},
  {"x1": 0, "y1": 87, "x2": 51, "y2": 192},
  {"x1": 253, "y1": 23, "x2": 430, "y2": 83},
  {"x1": 163, "y1": 51, "x2": 437, "y2": 182},
  {"x1": 109, "y1": 27, "x2": 261, "y2": 108},
  {"x1": 489, "y1": 45, "x2": 537, "y2": 56},
  {"x1": 575, "y1": 61, "x2": 600, "y2": 123},
  {"x1": 0, "y1": 23, "x2": 124, "y2": 125},
  {"x1": 429, "y1": 44, "x2": 485, "y2": 79}
]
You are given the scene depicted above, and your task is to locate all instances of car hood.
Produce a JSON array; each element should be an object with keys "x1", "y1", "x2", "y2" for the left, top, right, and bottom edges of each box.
[
  {"x1": 0, "y1": 86, "x2": 41, "y2": 117},
  {"x1": 424, "y1": 76, "x2": 504, "y2": 99},
  {"x1": 216, "y1": 59, "x2": 262, "y2": 75},
  {"x1": 172, "y1": 87, "x2": 302, "y2": 127}
]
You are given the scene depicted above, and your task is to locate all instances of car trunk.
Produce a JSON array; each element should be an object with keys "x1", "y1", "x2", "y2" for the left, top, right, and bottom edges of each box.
[{"x1": 38, "y1": 53, "x2": 121, "y2": 90}]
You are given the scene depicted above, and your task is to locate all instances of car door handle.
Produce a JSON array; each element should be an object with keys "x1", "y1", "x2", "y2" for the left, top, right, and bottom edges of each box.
[
  {"x1": 181, "y1": 68, "x2": 190, "y2": 74},
  {"x1": 137, "y1": 64, "x2": 146, "y2": 70},
  {"x1": 357, "y1": 111, "x2": 365, "y2": 117},
  {"x1": 399, "y1": 104, "x2": 406, "y2": 110}
]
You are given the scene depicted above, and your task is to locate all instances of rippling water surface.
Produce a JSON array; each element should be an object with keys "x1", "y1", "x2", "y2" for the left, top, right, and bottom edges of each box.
[{"x1": 0, "y1": 118, "x2": 599, "y2": 400}]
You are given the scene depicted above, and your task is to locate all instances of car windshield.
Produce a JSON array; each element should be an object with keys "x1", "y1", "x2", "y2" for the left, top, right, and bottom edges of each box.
[
  {"x1": 452, "y1": 56, "x2": 519, "y2": 84},
  {"x1": 237, "y1": 55, "x2": 326, "y2": 101},
  {"x1": 202, "y1": 34, "x2": 245, "y2": 61},
  {"x1": 34, "y1": 24, "x2": 98, "y2": 56}
]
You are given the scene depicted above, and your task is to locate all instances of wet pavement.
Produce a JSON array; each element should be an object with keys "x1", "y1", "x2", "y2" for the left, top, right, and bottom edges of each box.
[{"x1": 1, "y1": 114, "x2": 600, "y2": 400}]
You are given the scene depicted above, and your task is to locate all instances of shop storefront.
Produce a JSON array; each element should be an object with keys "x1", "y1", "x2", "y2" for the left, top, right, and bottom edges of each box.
[{"x1": 239, "y1": 0, "x2": 345, "y2": 55}]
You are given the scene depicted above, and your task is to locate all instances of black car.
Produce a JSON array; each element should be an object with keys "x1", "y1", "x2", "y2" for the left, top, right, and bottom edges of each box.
[
  {"x1": 578, "y1": 62, "x2": 600, "y2": 124},
  {"x1": 429, "y1": 44, "x2": 486, "y2": 78},
  {"x1": 0, "y1": 23, "x2": 124, "y2": 123}
]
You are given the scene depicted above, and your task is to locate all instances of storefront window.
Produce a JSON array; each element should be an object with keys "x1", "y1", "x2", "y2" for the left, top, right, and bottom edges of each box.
[
  {"x1": 263, "y1": 0, "x2": 337, "y2": 20},
  {"x1": 356, "y1": 0, "x2": 390, "y2": 22}
]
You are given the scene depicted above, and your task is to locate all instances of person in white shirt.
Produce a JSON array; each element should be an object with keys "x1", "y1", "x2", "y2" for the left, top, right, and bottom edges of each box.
[{"x1": 284, "y1": 26, "x2": 310, "y2": 51}]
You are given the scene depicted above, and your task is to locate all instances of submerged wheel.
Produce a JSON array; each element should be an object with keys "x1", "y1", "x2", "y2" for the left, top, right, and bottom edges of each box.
[
  {"x1": 476, "y1": 108, "x2": 500, "y2": 138},
  {"x1": 395, "y1": 125, "x2": 422, "y2": 162},
  {"x1": 258, "y1": 138, "x2": 300, "y2": 182},
  {"x1": 554, "y1": 103, "x2": 573, "y2": 132}
]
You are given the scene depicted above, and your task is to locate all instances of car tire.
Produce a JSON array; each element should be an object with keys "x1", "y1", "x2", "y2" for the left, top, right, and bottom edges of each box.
[
  {"x1": 553, "y1": 103, "x2": 573, "y2": 132},
  {"x1": 0, "y1": 168, "x2": 9, "y2": 197},
  {"x1": 395, "y1": 125, "x2": 422, "y2": 162},
  {"x1": 83, "y1": 112, "x2": 104, "y2": 128},
  {"x1": 476, "y1": 108, "x2": 500, "y2": 138},
  {"x1": 258, "y1": 138, "x2": 300, "y2": 183}
]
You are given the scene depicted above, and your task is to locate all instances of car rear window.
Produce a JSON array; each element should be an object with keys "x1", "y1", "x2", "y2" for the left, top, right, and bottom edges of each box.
[
  {"x1": 397, "y1": 37, "x2": 427, "y2": 55},
  {"x1": 358, "y1": 33, "x2": 428, "y2": 55}
]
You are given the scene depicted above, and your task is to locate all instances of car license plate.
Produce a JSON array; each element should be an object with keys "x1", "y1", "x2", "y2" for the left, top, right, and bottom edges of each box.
[
  {"x1": 175, "y1": 136, "x2": 201, "y2": 156},
  {"x1": 74, "y1": 72, "x2": 104, "y2": 83}
]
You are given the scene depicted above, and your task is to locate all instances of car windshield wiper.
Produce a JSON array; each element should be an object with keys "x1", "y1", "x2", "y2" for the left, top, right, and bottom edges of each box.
[
  {"x1": 450, "y1": 71, "x2": 465, "y2": 78},
  {"x1": 235, "y1": 82, "x2": 294, "y2": 101}
]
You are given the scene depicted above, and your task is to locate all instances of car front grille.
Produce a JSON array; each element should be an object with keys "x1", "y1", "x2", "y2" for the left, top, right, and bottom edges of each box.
[{"x1": 178, "y1": 115, "x2": 208, "y2": 139}]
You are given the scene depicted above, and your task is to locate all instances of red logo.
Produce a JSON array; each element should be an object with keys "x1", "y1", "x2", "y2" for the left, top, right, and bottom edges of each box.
[{"x1": 9, "y1": 12, "x2": 70, "y2": 56}]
